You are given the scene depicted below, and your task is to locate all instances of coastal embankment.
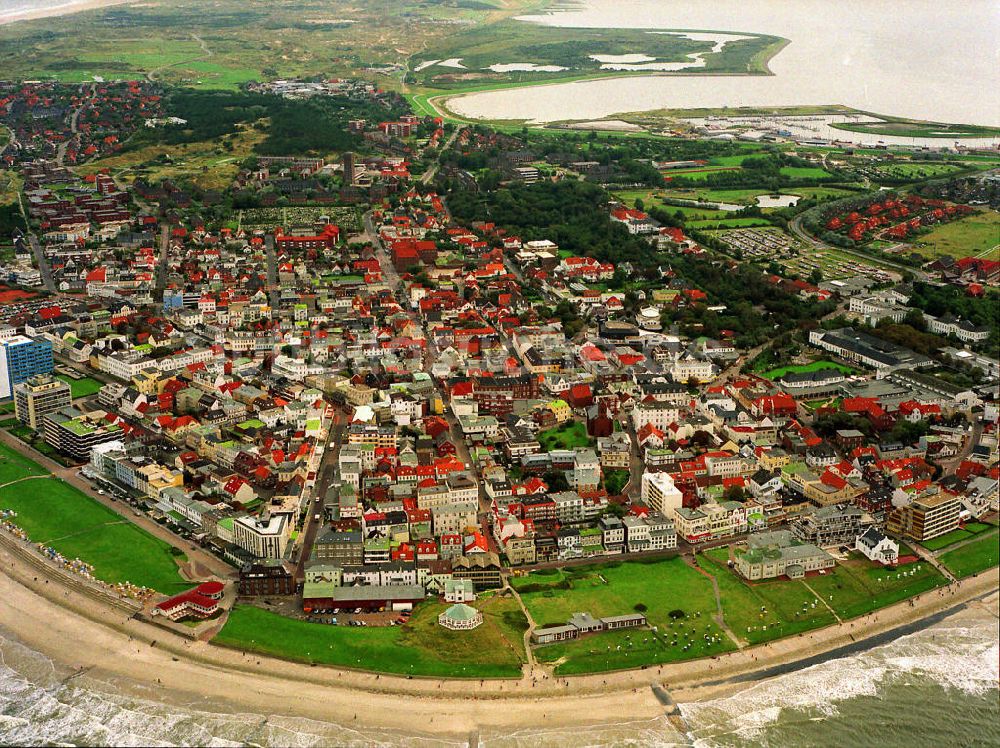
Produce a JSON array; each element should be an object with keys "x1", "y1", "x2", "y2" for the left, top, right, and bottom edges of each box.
[{"x1": 1, "y1": 532, "x2": 996, "y2": 739}]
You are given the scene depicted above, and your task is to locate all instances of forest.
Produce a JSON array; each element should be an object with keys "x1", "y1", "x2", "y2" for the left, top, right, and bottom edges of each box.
[
  {"x1": 447, "y1": 180, "x2": 658, "y2": 268},
  {"x1": 129, "y1": 90, "x2": 407, "y2": 156}
]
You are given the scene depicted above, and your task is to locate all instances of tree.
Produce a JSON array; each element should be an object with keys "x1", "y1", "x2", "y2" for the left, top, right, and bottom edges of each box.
[
  {"x1": 724, "y1": 485, "x2": 746, "y2": 502},
  {"x1": 543, "y1": 470, "x2": 569, "y2": 492}
]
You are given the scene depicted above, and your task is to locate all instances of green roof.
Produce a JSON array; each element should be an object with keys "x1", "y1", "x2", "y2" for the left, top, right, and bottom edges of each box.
[
  {"x1": 238, "y1": 419, "x2": 266, "y2": 429},
  {"x1": 442, "y1": 603, "x2": 479, "y2": 622}
]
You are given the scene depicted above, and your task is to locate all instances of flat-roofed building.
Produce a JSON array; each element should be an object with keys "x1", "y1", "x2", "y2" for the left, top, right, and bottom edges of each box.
[
  {"x1": 14, "y1": 374, "x2": 72, "y2": 430},
  {"x1": 886, "y1": 491, "x2": 960, "y2": 542}
]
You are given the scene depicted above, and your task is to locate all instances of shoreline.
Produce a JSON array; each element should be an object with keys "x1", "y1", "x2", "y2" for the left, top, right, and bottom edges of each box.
[
  {"x1": 1, "y1": 538, "x2": 997, "y2": 738},
  {"x1": 0, "y1": 0, "x2": 134, "y2": 26}
]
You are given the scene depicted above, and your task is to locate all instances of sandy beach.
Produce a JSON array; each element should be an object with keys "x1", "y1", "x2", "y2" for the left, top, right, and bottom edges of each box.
[
  {"x1": 0, "y1": 0, "x2": 135, "y2": 26},
  {"x1": 1, "y1": 539, "x2": 997, "y2": 740}
]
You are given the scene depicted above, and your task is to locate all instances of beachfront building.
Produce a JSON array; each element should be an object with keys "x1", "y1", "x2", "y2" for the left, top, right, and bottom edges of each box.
[
  {"x1": 443, "y1": 578, "x2": 476, "y2": 603},
  {"x1": 232, "y1": 512, "x2": 291, "y2": 559},
  {"x1": 791, "y1": 504, "x2": 874, "y2": 548},
  {"x1": 531, "y1": 610, "x2": 647, "y2": 644},
  {"x1": 438, "y1": 603, "x2": 483, "y2": 631},
  {"x1": 0, "y1": 335, "x2": 54, "y2": 399},
  {"x1": 886, "y1": 491, "x2": 960, "y2": 542},
  {"x1": 855, "y1": 527, "x2": 900, "y2": 565},
  {"x1": 733, "y1": 530, "x2": 834, "y2": 581},
  {"x1": 42, "y1": 407, "x2": 124, "y2": 461},
  {"x1": 152, "y1": 581, "x2": 224, "y2": 621},
  {"x1": 641, "y1": 471, "x2": 684, "y2": 517}
]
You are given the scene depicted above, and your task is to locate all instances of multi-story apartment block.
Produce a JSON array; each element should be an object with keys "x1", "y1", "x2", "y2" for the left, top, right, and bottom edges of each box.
[
  {"x1": 14, "y1": 374, "x2": 72, "y2": 429},
  {"x1": 0, "y1": 335, "x2": 54, "y2": 399},
  {"x1": 233, "y1": 512, "x2": 291, "y2": 559},
  {"x1": 886, "y1": 492, "x2": 961, "y2": 542}
]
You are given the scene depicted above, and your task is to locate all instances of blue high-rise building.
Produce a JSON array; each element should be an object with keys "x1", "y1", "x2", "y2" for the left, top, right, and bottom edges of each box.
[{"x1": 0, "y1": 335, "x2": 55, "y2": 400}]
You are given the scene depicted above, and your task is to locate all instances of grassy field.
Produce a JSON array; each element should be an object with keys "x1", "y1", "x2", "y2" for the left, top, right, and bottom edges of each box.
[
  {"x1": 0, "y1": 442, "x2": 50, "y2": 485},
  {"x1": 867, "y1": 163, "x2": 966, "y2": 182},
  {"x1": 920, "y1": 522, "x2": 995, "y2": 552},
  {"x1": 667, "y1": 167, "x2": 741, "y2": 182},
  {"x1": 410, "y1": 20, "x2": 783, "y2": 91},
  {"x1": 664, "y1": 186, "x2": 858, "y2": 206},
  {"x1": 760, "y1": 360, "x2": 854, "y2": 380},
  {"x1": 215, "y1": 595, "x2": 527, "y2": 678},
  {"x1": 938, "y1": 532, "x2": 1000, "y2": 579},
  {"x1": 537, "y1": 420, "x2": 592, "y2": 451},
  {"x1": 664, "y1": 205, "x2": 732, "y2": 221},
  {"x1": 910, "y1": 210, "x2": 1000, "y2": 262},
  {"x1": 0, "y1": 472, "x2": 187, "y2": 592},
  {"x1": 687, "y1": 217, "x2": 773, "y2": 229},
  {"x1": 830, "y1": 118, "x2": 1000, "y2": 139},
  {"x1": 79, "y1": 123, "x2": 267, "y2": 190},
  {"x1": 697, "y1": 549, "x2": 836, "y2": 645},
  {"x1": 779, "y1": 166, "x2": 832, "y2": 180},
  {"x1": 56, "y1": 375, "x2": 103, "y2": 399},
  {"x1": 514, "y1": 558, "x2": 734, "y2": 674},
  {"x1": 803, "y1": 555, "x2": 947, "y2": 620}
]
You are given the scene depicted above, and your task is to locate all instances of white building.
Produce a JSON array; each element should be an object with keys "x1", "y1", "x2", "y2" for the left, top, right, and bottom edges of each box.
[
  {"x1": 233, "y1": 513, "x2": 291, "y2": 559},
  {"x1": 855, "y1": 527, "x2": 899, "y2": 565},
  {"x1": 641, "y1": 471, "x2": 684, "y2": 517}
]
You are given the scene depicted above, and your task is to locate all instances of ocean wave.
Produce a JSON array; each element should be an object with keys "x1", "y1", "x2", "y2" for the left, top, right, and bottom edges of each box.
[
  {"x1": 0, "y1": 631, "x2": 442, "y2": 747},
  {"x1": 679, "y1": 618, "x2": 1000, "y2": 745}
]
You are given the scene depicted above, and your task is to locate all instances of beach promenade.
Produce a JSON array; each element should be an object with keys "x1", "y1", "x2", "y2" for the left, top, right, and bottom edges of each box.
[{"x1": 1, "y1": 535, "x2": 996, "y2": 739}]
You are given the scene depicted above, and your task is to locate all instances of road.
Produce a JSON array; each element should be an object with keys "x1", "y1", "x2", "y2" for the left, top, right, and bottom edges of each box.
[
  {"x1": 939, "y1": 418, "x2": 985, "y2": 476},
  {"x1": 57, "y1": 83, "x2": 93, "y2": 167},
  {"x1": 154, "y1": 223, "x2": 170, "y2": 299},
  {"x1": 27, "y1": 234, "x2": 57, "y2": 293},
  {"x1": 364, "y1": 207, "x2": 493, "y2": 525},
  {"x1": 420, "y1": 126, "x2": 462, "y2": 185},
  {"x1": 264, "y1": 233, "x2": 280, "y2": 308},
  {"x1": 293, "y1": 412, "x2": 345, "y2": 583}
]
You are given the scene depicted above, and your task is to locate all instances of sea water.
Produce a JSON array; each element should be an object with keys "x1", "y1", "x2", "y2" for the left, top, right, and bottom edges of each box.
[{"x1": 2, "y1": 606, "x2": 997, "y2": 747}]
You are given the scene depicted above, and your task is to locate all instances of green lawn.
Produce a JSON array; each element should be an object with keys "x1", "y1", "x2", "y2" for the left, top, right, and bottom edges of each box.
[
  {"x1": 779, "y1": 166, "x2": 832, "y2": 179},
  {"x1": 804, "y1": 555, "x2": 947, "y2": 620},
  {"x1": 922, "y1": 529, "x2": 974, "y2": 551},
  {"x1": 214, "y1": 595, "x2": 527, "y2": 678},
  {"x1": 760, "y1": 360, "x2": 854, "y2": 380},
  {"x1": 910, "y1": 210, "x2": 1000, "y2": 262},
  {"x1": 920, "y1": 523, "x2": 994, "y2": 551},
  {"x1": 698, "y1": 548, "x2": 946, "y2": 643},
  {"x1": 697, "y1": 549, "x2": 836, "y2": 645},
  {"x1": 0, "y1": 442, "x2": 50, "y2": 484},
  {"x1": 515, "y1": 557, "x2": 734, "y2": 674},
  {"x1": 938, "y1": 532, "x2": 1000, "y2": 579},
  {"x1": 668, "y1": 167, "x2": 741, "y2": 182},
  {"x1": 56, "y1": 375, "x2": 103, "y2": 399},
  {"x1": 0, "y1": 476, "x2": 187, "y2": 592},
  {"x1": 537, "y1": 420, "x2": 592, "y2": 451},
  {"x1": 687, "y1": 217, "x2": 773, "y2": 229}
]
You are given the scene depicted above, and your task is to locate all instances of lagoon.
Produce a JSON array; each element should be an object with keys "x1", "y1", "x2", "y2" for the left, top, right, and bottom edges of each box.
[{"x1": 451, "y1": 0, "x2": 1000, "y2": 136}]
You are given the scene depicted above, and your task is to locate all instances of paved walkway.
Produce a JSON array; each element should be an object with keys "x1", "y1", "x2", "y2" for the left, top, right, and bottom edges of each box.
[{"x1": 506, "y1": 583, "x2": 541, "y2": 676}]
